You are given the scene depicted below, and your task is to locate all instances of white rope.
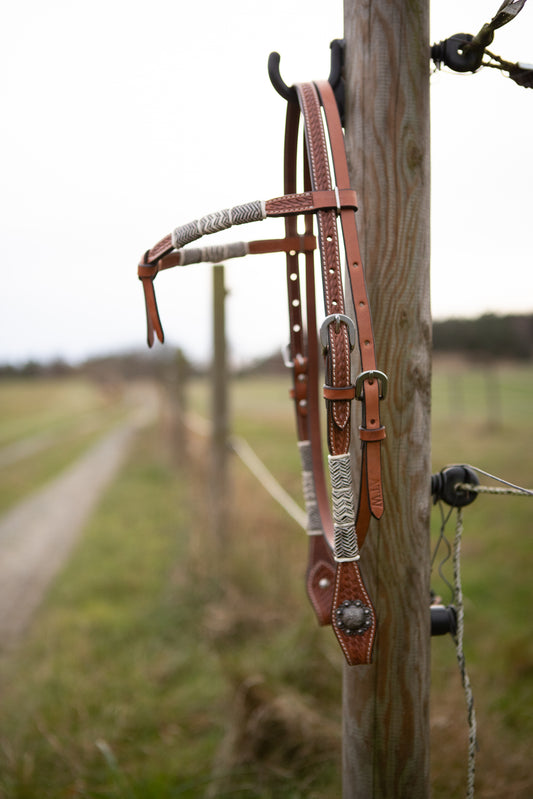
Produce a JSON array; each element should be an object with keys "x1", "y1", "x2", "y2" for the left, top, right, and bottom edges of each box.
[
  {"x1": 183, "y1": 412, "x2": 307, "y2": 529},
  {"x1": 230, "y1": 436, "x2": 307, "y2": 530},
  {"x1": 453, "y1": 508, "x2": 477, "y2": 799},
  {"x1": 182, "y1": 411, "x2": 211, "y2": 438},
  {"x1": 183, "y1": 413, "x2": 307, "y2": 528}
]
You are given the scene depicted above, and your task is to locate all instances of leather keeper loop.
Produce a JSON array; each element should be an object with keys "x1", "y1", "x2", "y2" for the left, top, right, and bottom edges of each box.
[
  {"x1": 359, "y1": 425, "x2": 387, "y2": 442},
  {"x1": 323, "y1": 385, "x2": 356, "y2": 401},
  {"x1": 138, "y1": 264, "x2": 159, "y2": 279}
]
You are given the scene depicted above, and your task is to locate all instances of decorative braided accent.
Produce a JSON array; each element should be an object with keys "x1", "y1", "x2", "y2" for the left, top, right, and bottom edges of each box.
[
  {"x1": 329, "y1": 453, "x2": 359, "y2": 561},
  {"x1": 231, "y1": 200, "x2": 265, "y2": 225},
  {"x1": 179, "y1": 241, "x2": 248, "y2": 266},
  {"x1": 172, "y1": 220, "x2": 201, "y2": 250},
  {"x1": 171, "y1": 201, "x2": 265, "y2": 250},
  {"x1": 298, "y1": 441, "x2": 322, "y2": 535}
]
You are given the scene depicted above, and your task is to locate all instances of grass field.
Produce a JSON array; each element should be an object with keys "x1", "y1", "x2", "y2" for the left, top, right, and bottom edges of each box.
[
  {"x1": 0, "y1": 378, "x2": 130, "y2": 515},
  {"x1": 0, "y1": 362, "x2": 531, "y2": 798}
]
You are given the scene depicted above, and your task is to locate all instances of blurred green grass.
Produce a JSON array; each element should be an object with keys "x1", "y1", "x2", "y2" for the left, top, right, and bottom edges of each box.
[{"x1": 0, "y1": 361, "x2": 531, "y2": 798}]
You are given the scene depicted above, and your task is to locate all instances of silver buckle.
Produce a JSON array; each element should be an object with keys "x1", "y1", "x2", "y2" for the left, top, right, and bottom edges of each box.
[
  {"x1": 282, "y1": 346, "x2": 308, "y2": 371},
  {"x1": 281, "y1": 344, "x2": 293, "y2": 368},
  {"x1": 354, "y1": 370, "x2": 388, "y2": 400},
  {"x1": 319, "y1": 314, "x2": 356, "y2": 352}
]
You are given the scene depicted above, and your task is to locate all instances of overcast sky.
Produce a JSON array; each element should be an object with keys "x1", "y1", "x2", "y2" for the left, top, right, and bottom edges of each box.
[{"x1": 2, "y1": 0, "x2": 532, "y2": 366}]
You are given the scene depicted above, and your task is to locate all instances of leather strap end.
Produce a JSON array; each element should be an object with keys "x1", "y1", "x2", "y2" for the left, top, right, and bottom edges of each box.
[
  {"x1": 140, "y1": 277, "x2": 164, "y2": 348},
  {"x1": 365, "y1": 442, "x2": 385, "y2": 519}
]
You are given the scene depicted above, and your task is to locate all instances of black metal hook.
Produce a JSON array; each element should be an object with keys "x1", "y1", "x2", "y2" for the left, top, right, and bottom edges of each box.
[
  {"x1": 267, "y1": 51, "x2": 297, "y2": 102},
  {"x1": 268, "y1": 39, "x2": 346, "y2": 124}
]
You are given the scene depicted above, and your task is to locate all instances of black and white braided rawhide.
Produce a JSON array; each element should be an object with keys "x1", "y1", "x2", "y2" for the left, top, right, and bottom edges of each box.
[
  {"x1": 298, "y1": 441, "x2": 323, "y2": 536},
  {"x1": 329, "y1": 453, "x2": 360, "y2": 562},
  {"x1": 171, "y1": 201, "x2": 266, "y2": 250}
]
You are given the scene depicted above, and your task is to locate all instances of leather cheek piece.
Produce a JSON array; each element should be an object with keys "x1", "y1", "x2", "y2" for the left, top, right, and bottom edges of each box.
[
  {"x1": 331, "y1": 560, "x2": 376, "y2": 665},
  {"x1": 306, "y1": 558, "x2": 336, "y2": 627}
]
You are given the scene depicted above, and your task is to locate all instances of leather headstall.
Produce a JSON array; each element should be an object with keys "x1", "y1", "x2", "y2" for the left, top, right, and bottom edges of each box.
[{"x1": 137, "y1": 78, "x2": 387, "y2": 666}]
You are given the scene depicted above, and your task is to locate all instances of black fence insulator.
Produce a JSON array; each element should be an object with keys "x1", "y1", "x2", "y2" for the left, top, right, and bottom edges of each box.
[
  {"x1": 431, "y1": 465, "x2": 480, "y2": 507},
  {"x1": 431, "y1": 604, "x2": 457, "y2": 636},
  {"x1": 431, "y1": 33, "x2": 484, "y2": 73}
]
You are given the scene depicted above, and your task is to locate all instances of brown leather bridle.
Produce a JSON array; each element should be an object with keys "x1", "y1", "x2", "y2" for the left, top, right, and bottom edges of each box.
[{"x1": 137, "y1": 78, "x2": 387, "y2": 666}]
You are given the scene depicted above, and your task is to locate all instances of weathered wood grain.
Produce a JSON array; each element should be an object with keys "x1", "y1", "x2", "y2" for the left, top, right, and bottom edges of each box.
[{"x1": 343, "y1": 1, "x2": 432, "y2": 797}]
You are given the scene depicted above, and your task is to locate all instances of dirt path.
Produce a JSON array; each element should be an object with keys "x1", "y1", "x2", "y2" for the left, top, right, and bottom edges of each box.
[{"x1": 0, "y1": 386, "x2": 158, "y2": 649}]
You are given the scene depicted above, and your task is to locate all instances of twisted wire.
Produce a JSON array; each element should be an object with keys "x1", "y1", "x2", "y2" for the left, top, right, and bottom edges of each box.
[
  {"x1": 452, "y1": 508, "x2": 477, "y2": 799},
  {"x1": 458, "y1": 483, "x2": 533, "y2": 497}
]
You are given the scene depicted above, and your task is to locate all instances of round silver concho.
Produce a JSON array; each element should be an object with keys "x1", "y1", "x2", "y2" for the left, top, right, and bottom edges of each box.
[{"x1": 335, "y1": 599, "x2": 373, "y2": 636}]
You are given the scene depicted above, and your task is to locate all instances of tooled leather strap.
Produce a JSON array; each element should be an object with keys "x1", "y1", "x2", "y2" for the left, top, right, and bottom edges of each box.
[{"x1": 291, "y1": 81, "x2": 383, "y2": 665}]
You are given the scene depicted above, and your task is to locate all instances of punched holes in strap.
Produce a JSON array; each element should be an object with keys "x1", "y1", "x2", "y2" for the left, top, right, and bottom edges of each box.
[{"x1": 290, "y1": 356, "x2": 309, "y2": 416}]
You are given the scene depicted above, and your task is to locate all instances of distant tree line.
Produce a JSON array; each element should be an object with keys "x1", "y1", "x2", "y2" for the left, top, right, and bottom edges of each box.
[
  {"x1": 433, "y1": 313, "x2": 533, "y2": 361},
  {"x1": 0, "y1": 350, "x2": 198, "y2": 382},
  {"x1": 1, "y1": 314, "x2": 531, "y2": 381}
]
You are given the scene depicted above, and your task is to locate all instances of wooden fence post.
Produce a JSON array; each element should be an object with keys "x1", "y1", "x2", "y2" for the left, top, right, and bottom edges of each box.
[
  {"x1": 342, "y1": 1, "x2": 432, "y2": 797},
  {"x1": 211, "y1": 264, "x2": 229, "y2": 549},
  {"x1": 174, "y1": 348, "x2": 188, "y2": 465}
]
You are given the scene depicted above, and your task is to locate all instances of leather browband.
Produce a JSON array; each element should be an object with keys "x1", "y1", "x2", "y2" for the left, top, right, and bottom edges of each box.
[{"x1": 136, "y1": 78, "x2": 387, "y2": 666}]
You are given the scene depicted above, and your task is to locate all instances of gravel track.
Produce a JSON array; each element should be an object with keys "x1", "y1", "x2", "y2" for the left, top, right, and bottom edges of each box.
[{"x1": 0, "y1": 391, "x2": 157, "y2": 649}]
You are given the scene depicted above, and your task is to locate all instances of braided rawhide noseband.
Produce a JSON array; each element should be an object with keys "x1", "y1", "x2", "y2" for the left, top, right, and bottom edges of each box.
[{"x1": 137, "y1": 78, "x2": 387, "y2": 666}]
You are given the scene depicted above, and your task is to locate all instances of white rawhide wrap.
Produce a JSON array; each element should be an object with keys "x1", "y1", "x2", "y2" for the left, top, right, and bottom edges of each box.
[
  {"x1": 329, "y1": 453, "x2": 360, "y2": 562},
  {"x1": 171, "y1": 200, "x2": 265, "y2": 250},
  {"x1": 179, "y1": 241, "x2": 249, "y2": 266},
  {"x1": 298, "y1": 441, "x2": 322, "y2": 536}
]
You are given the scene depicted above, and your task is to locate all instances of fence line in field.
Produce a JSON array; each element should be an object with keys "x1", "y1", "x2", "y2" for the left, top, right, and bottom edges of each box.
[{"x1": 182, "y1": 412, "x2": 307, "y2": 530}]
